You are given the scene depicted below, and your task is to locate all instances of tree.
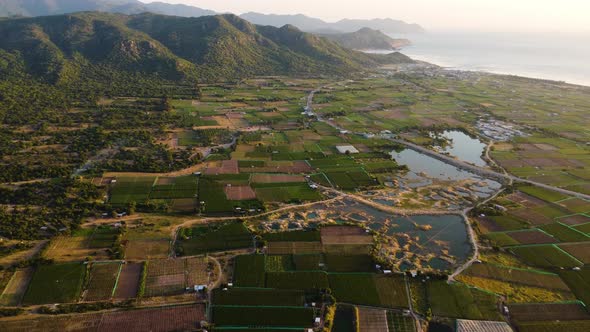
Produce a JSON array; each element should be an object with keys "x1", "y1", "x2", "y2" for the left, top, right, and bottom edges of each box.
[{"x1": 127, "y1": 201, "x2": 137, "y2": 215}]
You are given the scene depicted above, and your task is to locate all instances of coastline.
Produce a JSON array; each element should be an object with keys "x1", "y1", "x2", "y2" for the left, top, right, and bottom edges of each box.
[{"x1": 363, "y1": 49, "x2": 590, "y2": 88}]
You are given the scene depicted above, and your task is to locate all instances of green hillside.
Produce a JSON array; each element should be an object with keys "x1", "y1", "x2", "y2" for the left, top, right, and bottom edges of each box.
[{"x1": 0, "y1": 12, "x2": 414, "y2": 86}]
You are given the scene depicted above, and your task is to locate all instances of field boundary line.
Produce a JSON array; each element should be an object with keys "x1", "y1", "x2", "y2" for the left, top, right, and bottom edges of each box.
[
  {"x1": 556, "y1": 221, "x2": 590, "y2": 239},
  {"x1": 111, "y1": 262, "x2": 124, "y2": 298}
]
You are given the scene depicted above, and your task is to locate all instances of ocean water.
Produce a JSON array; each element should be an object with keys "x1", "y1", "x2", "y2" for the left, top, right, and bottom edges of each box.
[{"x1": 386, "y1": 31, "x2": 590, "y2": 87}]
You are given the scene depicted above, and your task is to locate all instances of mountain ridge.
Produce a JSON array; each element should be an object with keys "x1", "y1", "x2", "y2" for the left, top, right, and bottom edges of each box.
[
  {"x1": 240, "y1": 12, "x2": 425, "y2": 34},
  {"x1": 0, "y1": 12, "x2": 414, "y2": 87},
  {"x1": 0, "y1": 0, "x2": 424, "y2": 34}
]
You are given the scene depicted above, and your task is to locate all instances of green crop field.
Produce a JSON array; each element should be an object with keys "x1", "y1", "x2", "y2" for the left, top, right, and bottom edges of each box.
[
  {"x1": 374, "y1": 275, "x2": 410, "y2": 308},
  {"x1": 212, "y1": 306, "x2": 315, "y2": 328},
  {"x1": 149, "y1": 176, "x2": 198, "y2": 200},
  {"x1": 483, "y1": 232, "x2": 520, "y2": 247},
  {"x1": 87, "y1": 226, "x2": 121, "y2": 249},
  {"x1": 332, "y1": 304, "x2": 356, "y2": 332},
  {"x1": 255, "y1": 184, "x2": 322, "y2": 202},
  {"x1": 264, "y1": 230, "x2": 321, "y2": 242},
  {"x1": 559, "y1": 269, "x2": 590, "y2": 305},
  {"x1": 109, "y1": 176, "x2": 156, "y2": 205},
  {"x1": 23, "y1": 263, "x2": 86, "y2": 305},
  {"x1": 325, "y1": 254, "x2": 375, "y2": 272},
  {"x1": 329, "y1": 273, "x2": 381, "y2": 306},
  {"x1": 233, "y1": 255, "x2": 266, "y2": 287},
  {"x1": 265, "y1": 271, "x2": 329, "y2": 290},
  {"x1": 427, "y1": 281, "x2": 501, "y2": 320},
  {"x1": 518, "y1": 186, "x2": 570, "y2": 203},
  {"x1": 539, "y1": 223, "x2": 590, "y2": 242},
  {"x1": 293, "y1": 254, "x2": 324, "y2": 271},
  {"x1": 84, "y1": 262, "x2": 121, "y2": 301},
  {"x1": 465, "y1": 263, "x2": 570, "y2": 291},
  {"x1": 198, "y1": 177, "x2": 262, "y2": 213},
  {"x1": 176, "y1": 222, "x2": 253, "y2": 255},
  {"x1": 511, "y1": 245, "x2": 583, "y2": 268},
  {"x1": 265, "y1": 255, "x2": 295, "y2": 272},
  {"x1": 212, "y1": 288, "x2": 305, "y2": 306}
]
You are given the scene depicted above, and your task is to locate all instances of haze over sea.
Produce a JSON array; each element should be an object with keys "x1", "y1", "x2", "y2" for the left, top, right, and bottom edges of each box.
[{"x1": 389, "y1": 31, "x2": 590, "y2": 87}]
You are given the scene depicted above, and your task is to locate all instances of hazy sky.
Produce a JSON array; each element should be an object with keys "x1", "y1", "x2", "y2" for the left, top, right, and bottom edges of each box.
[{"x1": 140, "y1": 0, "x2": 590, "y2": 32}]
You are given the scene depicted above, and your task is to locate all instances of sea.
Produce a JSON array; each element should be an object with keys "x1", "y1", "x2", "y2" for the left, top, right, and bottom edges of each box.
[{"x1": 375, "y1": 31, "x2": 590, "y2": 87}]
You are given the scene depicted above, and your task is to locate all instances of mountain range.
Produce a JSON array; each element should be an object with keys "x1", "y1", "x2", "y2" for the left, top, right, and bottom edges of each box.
[
  {"x1": 0, "y1": 12, "x2": 413, "y2": 87},
  {"x1": 0, "y1": 0, "x2": 424, "y2": 34},
  {"x1": 321, "y1": 28, "x2": 411, "y2": 50},
  {"x1": 240, "y1": 13, "x2": 424, "y2": 34}
]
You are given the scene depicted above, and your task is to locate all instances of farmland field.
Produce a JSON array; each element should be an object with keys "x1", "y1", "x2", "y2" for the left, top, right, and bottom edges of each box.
[
  {"x1": 333, "y1": 304, "x2": 357, "y2": 332},
  {"x1": 265, "y1": 271, "x2": 329, "y2": 290},
  {"x1": 84, "y1": 262, "x2": 122, "y2": 301},
  {"x1": 329, "y1": 273, "x2": 381, "y2": 306},
  {"x1": 506, "y1": 229, "x2": 558, "y2": 245},
  {"x1": 456, "y1": 274, "x2": 575, "y2": 303},
  {"x1": 387, "y1": 311, "x2": 416, "y2": 332},
  {"x1": 427, "y1": 281, "x2": 501, "y2": 320},
  {"x1": 212, "y1": 306, "x2": 315, "y2": 328},
  {"x1": 255, "y1": 184, "x2": 322, "y2": 202},
  {"x1": 558, "y1": 269, "x2": 590, "y2": 305},
  {"x1": 558, "y1": 243, "x2": 590, "y2": 263},
  {"x1": 510, "y1": 245, "x2": 583, "y2": 268},
  {"x1": 264, "y1": 230, "x2": 321, "y2": 242},
  {"x1": 98, "y1": 304, "x2": 206, "y2": 332},
  {"x1": 114, "y1": 262, "x2": 141, "y2": 299},
  {"x1": 0, "y1": 268, "x2": 33, "y2": 306},
  {"x1": 266, "y1": 241, "x2": 323, "y2": 254},
  {"x1": 358, "y1": 307, "x2": 388, "y2": 332},
  {"x1": 233, "y1": 255, "x2": 266, "y2": 287},
  {"x1": 320, "y1": 226, "x2": 373, "y2": 245},
  {"x1": 23, "y1": 263, "x2": 86, "y2": 305},
  {"x1": 176, "y1": 222, "x2": 253, "y2": 255},
  {"x1": 518, "y1": 185, "x2": 570, "y2": 203},
  {"x1": 109, "y1": 176, "x2": 156, "y2": 205},
  {"x1": 517, "y1": 320, "x2": 590, "y2": 332},
  {"x1": 374, "y1": 275, "x2": 410, "y2": 308},
  {"x1": 325, "y1": 254, "x2": 375, "y2": 272},
  {"x1": 538, "y1": 222, "x2": 590, "y2": 242},
  {"x1": 144, "y1": 258, "x2": 206, "y2": 297},
  {"x1": 509, "y1": 302, "x2": 590, "y2": 322},
  {"x1": 212, "y1": 288, "x2": 305, "y2": 306},
  {"x1": 463, "y1": 263, "x2": 571, "y2": 290},
  {"x1": 265, "y1": 255, "x2": 295, "y2": 272},
  {"x1": 456, "y1": 320, "x2": 512, "y2": 332},
  {"x1": 44, "y1": 235, "x2": 111, "y2": 262},
  {"x1": 293, "y1": 254, "x2": 323, "y2": 270}
]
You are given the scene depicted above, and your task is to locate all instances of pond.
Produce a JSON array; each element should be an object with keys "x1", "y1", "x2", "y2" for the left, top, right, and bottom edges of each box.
[
  {"x1": 306, "y1": 199, "x2": 474, "y2": 271},
  {"x1": 390, "y1": 148, "x2": 501, "y2": 196},
  {"x1": 435, "y1": 130, "x2": 488, "y2": 167}
]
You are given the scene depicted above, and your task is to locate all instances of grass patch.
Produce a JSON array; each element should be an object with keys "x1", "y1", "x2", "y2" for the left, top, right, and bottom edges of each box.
[{"x1": 23, "y1": 263, "x2": 86, "y2": 305}]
